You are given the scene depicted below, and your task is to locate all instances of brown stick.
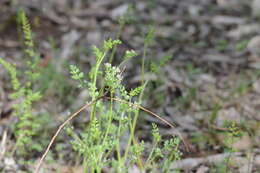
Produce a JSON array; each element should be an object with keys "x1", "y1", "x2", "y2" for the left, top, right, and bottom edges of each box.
[
  {"x1": 35, "y1": 96, "x2": 188, "y2": 173},
  {"x1": 34, "y1": 97, "x2": 101, "y2": 173}
]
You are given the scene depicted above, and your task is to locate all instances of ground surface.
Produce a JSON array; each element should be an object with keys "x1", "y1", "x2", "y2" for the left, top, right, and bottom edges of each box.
[{"x1": 0, "y1": 0, "x2": 260, "y2": 172}]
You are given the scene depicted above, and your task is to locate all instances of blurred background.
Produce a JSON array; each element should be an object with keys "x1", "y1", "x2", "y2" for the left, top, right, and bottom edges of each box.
[{"x1": 1, "y1": 0, "x2": 260, "y2": 172}]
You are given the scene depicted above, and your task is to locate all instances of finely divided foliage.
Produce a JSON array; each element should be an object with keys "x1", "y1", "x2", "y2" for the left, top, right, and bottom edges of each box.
[
  {"x1": 0, "y1": 10, "x2": 44, "y2": 155},
  {"x1": 68, "y1": 39, "x2": 182, "y2": 172}
]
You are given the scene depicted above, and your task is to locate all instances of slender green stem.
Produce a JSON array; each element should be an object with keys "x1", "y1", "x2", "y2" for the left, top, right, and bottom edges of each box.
[
  {"x1": 145, "y1": 142, "x2": 158, "y2": 168},
  {"x1": 109, "y1": 22, "x2": 124, "y2": 63},
  {"x1": 116, "y1": 118, "x2": 123, "y2": 172},
  {"x1": 123, "y1": 109, "x2": 139, "y2": 161},
  {"x1": 83, "y1": 154, "x2": 88, "y2": 173},
  {"x1": 103, "y1": 91, "x2": 114, "y2": 141},
  {"x1": 123, "y1": 81, "x2": 148, "y2": 164},
  {"x1": 90, "y1": 52, "x2": 107, "y2": 120},
  {"x1": 92, "y1": 52, "x2": 107, "y2": 90}
]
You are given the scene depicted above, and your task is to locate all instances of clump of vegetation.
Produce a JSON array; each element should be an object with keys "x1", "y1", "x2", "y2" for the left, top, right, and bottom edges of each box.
[
  {"x1": 65, "y1": 38, "x2": 182, "y2": 172},
  {"x1": 0, "y1": 10, "x2": 46, "y2": 155}
]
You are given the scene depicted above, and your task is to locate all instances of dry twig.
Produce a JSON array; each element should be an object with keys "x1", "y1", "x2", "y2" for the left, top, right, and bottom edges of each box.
[
  {"x1": 34, "y1": 97, "x2": 102, "y2": 173},
  {"x1": 35, "y1": 96, "x2": 185, "y2": 173}
]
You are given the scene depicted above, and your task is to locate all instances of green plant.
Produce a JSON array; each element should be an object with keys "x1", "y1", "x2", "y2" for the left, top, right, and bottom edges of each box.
[
  {"x1": 142, "y1": 26, "x2": 155, "y2": 84},
  {"x1": 216, "y1": 39, "x2": 228, "y2": 52},
  {"x1": 150, "y1": 54, "x2": 173, "y2": 74},
  {"x1": 68, "y1": 39, "x2": 136, "y2": 172},
  {"x1": 0, "y1": 57, "x2": 43, "y2": 155},
  {"x1": 223, "y1": 121, "x2": 243, "y2": 151},
  {"x1": 162, "y1": 137, "x2": 182, "y2": 173},
  {"x1": 64, "y1": 38, "x2": 182, "y2": 173},
  {"x1": 222, "y1": 121, "x2": 243, "y2": 172},
  {"x1": 235, "y1": 40, "x2": 249, "y2": 51},
  {"x1": 145, "y1": 123, "x2": 182, "y2": 172},
  {"x1": 0, "y1": 10, "x2": 47, "y2": 155},
  {"x1": 109, "y1": 4, "x2": 136, "y2": 64}
]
